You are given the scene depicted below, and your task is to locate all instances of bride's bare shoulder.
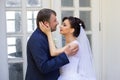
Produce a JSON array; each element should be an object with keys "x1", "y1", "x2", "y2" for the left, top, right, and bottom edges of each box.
[{"x1": 68, "y1": 40, "x2": 79, "y2": 48}]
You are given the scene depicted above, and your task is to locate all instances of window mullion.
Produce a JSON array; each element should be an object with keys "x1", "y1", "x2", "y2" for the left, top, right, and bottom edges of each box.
[
  {"x1": 0, "y1": 0, "x2": 9, "y2": 80},
  {"x1": 21, "y1": 0, "x2": 27, "y2": 79},
  {"x1": 74, "y1": 0, "x2": 79, "y2": 17}
]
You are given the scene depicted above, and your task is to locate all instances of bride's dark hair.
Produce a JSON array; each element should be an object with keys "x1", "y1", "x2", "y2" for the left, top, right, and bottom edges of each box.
[{"x1": 62, "y1": 16, "x2": 85, "y2": 37}]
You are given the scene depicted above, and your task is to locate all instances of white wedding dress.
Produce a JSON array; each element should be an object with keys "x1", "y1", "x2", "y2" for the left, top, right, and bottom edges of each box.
[{"x1": 58, "y1": 27, "x2": 96, "y2": 80}]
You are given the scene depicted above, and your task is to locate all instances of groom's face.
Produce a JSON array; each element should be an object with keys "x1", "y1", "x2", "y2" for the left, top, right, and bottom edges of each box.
[{"x1": 49, "y1": 14, "x2": 59, "y2": 32}]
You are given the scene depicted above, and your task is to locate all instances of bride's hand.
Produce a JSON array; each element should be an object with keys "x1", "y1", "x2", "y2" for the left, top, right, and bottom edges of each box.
[{"x1": 39, "y1": 22, "x2": 51, "y2": 35}]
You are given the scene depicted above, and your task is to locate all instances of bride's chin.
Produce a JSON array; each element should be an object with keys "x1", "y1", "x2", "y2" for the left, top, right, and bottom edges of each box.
[{"x1": 60, "y1": 32, "x2": 66, "y2": 36}]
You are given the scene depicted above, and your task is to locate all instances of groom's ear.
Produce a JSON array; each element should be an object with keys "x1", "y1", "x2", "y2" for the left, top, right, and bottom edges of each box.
[{"x1": 43, "y1": 21, "x2": 49, "y2": 27}]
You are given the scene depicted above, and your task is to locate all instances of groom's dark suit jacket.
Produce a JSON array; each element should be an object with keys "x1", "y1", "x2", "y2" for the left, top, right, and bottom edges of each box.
[{"x1": 25, "y1": 28, "x2": 69, "y2": 80}]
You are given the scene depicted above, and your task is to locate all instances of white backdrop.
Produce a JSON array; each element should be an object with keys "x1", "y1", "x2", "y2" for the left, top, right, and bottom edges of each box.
[{"x1": 102, "y1": 0, "x2": 120, "y2": 80}]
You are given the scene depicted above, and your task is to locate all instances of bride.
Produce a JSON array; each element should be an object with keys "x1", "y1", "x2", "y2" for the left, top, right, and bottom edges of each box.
[{"x1": 39, "y1": 16, "x2": 96, "y2": 80}]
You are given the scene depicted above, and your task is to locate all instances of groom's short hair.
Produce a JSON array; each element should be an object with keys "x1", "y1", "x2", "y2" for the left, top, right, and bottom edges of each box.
[{"x1": 36, "y1": 8, "x2": 56, "y2": 28}]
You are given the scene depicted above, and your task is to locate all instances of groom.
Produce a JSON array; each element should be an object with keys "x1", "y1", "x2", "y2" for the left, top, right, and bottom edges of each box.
[{"x1": 25, "y1": 8, "x2": 78, "y2": 80}]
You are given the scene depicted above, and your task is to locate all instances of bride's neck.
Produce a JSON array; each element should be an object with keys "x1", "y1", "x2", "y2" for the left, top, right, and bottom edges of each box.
[{"x1": 64, "y1": 35, "x2": 76, "y2": 45}]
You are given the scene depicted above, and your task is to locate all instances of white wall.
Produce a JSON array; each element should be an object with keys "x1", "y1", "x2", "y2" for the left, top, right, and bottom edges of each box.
[{"x1": 102, "y1": 0, "x2": 120, "y2": 80}]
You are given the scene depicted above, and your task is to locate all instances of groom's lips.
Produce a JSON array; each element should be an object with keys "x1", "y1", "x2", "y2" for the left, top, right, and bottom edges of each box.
[
  {"x1": 60, "y1": 28, "x2": 62, "y2": 31},
  {"x1": 60, "y1": 29, "x2": 62, "y2": 31}
]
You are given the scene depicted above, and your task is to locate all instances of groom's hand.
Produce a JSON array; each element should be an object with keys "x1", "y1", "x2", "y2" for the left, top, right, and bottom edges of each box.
[{"x1": 64, "y1": 43, "x2": 79, "y2": 56}]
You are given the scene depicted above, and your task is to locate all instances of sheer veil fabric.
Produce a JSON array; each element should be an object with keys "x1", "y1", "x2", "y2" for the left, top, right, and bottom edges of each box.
[{"x1": 76, "y1": 26, "x2": 96, "y2": 80}]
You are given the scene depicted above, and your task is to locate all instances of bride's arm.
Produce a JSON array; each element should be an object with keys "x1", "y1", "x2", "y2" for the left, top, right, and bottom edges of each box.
[
  {"x1": 46, "y1": 31, "x2": 67, "y2": 56},
  {"x1": 39, "y1": 22, "x2": 66, "y2": 56}
]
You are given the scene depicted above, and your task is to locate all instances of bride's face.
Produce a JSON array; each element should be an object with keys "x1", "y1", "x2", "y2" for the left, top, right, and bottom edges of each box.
[{"x1": 60, "y1": 19, "x2": 74, "y2": 36}]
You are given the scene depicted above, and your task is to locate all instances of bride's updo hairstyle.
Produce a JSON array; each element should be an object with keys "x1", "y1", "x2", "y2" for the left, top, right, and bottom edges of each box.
[{"x1": 62, "y1": 16, "x2": 85, "y2": 37}]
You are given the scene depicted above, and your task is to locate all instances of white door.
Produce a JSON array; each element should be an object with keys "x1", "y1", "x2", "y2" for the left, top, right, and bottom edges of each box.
[{"x1": 51, "y1": 0, "x2": 102, "y2": 80}]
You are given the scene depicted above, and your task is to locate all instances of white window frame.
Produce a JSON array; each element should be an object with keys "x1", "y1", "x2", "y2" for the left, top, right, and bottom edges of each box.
[{"x1": 0, "y1": 0, "x2": 9, "y2": 80}]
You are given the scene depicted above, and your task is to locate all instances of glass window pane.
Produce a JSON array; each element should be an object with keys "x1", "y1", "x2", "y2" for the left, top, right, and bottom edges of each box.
[
  {"x1": 6, "y1": 11, "x2": 15, "y2": 19},
  {"x1": 7, "y1": 37, "x2": 22, "y2": 59},
  {"x1": 9, "y1": 63, "x2": 23, "y2": 80},
  {"x1": 87, "y1": 34, "x2": 92, "y2": 47},
  {"x1": 27, "y1": 0, "x2": 42, "y2": 7},
  {"x1": 7, "y1": 21, "x2": 15, "y2": 32},
  {"x1": 27, "y1": 20, "x2": 33, "y2": 32},
  {"x1": 6, "y1": 0, "x2": 21, "y2": 7},
  {"x1": 6, "y1": 11, "x2": 21, "y2": 33},
  {"x1": 79, "y1": 11, "x2": 91, "y2": 31},
  {"x1": 62, "y1": 36, "x2": 65, "y2": 47},
  {"x1": 62, "y1": 11, "x2": 73, "y2": 19},
  {"x1": 79, "y1": 0, "x2": 91, "y2": 7},
  {"x1": 61, "y1": 0, "x2": 73, "y2": 7},
  {"x1": 27, "y1": 11, "x2": 38, "y2": 32}
]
